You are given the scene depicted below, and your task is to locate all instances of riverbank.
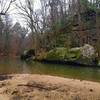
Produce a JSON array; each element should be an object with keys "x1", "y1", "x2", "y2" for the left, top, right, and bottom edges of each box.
[{"x1": 0, "y1": 74, "x2": 100, "y2": 100}]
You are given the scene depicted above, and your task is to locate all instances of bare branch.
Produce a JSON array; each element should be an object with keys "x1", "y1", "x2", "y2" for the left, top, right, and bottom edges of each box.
[{"x1": 0, "y1": 0, "x2": 16, "y2": 15}]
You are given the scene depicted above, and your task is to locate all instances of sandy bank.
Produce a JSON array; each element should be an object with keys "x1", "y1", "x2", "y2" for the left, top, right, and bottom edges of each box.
[{"x1": 0, "y1": 74, "x2": 100, "y2": 100}]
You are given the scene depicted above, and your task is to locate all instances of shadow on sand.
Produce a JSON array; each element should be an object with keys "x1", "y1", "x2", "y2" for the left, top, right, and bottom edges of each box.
[{"x1": 0, "y1": 75, "x2": 13, "y2": 81}]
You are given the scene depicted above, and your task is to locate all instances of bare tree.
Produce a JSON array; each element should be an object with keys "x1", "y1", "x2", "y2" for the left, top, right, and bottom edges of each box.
[
  {"x1": 0, "y1": 0, "x2": 16, "y2": 56},
  {"x1": 16, "y1": 0, "x2": 36, "y2": 33},
  {"x1": 12, "y1": 22, "x2": 28, "y2": 54},
  {"x1": 0, "y1": 0, "x2": 16, "y2": 15},
  {"x1": 95, "y1": 0, "x2": 100, "y2": 58},
  {"x1": 15, "y1": 0, "x2": 42, "y2": 54}
]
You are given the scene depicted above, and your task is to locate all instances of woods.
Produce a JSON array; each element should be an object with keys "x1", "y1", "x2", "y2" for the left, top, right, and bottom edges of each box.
[
  {"x1": 0, "y1": 0, "x2": 100, "y2": 58},
  {"x1": 0, "y1": 1, "x2": 100, "y2": 99}
]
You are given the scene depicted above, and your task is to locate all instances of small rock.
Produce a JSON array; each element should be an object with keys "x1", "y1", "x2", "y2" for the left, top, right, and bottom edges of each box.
[{"x1": 89, "y1": 89, "x2": 93, "y2": 92}]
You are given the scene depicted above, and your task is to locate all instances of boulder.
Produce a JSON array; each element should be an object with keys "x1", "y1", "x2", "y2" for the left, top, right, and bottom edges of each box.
[
  {"x1": 45, "y1": 47, "x2": 81, "y2": 61},
  {"x1": 45, "y1": 47, "x2": 68, "y2": 61},
  {"x1": 80, "y1": 44, "x2": 95, "y2": 59},
  {"x1": 65, "y1": 47, "x2": 81, "y2": 61},
  {"x1": 76, "y1": 44, "x2": 96, "y2": 65},
  {"x1": 20, "y1": 49, "x2": 35, "y2": 60},
  {"x1": 37, "y1": 44, "x2": 98, "y2": 66}
]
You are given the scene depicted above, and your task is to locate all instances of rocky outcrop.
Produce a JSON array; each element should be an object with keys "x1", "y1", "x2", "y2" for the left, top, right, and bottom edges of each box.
[
  {"x1": 38, "y1": 44, "x2": 99, "y2": 66},
  {"x1": 76, "y1": 44, "x2": 97, "y2": 65}
]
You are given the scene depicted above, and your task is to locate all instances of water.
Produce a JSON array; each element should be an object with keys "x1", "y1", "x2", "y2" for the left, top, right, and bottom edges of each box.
[{"x1": 0, "y1": 58, "x2": 100, "y2": 82}]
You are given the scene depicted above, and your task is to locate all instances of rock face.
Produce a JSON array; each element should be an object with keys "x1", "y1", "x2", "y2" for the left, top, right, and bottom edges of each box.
[
  {"x1": 45, "y1": 47, "x2": 68, "y2": 61},
  {"x1": 81, "y1": 44, "x2": 95, "y2": 59},
  {"x1": 76, "y1": 44, "x2": 97, "y2": 65},
  {"x1": 67, "y1": 47, "x2": 81, "y2": 61},
  {"x1": 44, "y1": 47, "x2": 81, "y2": 62},
  {"x1": 20, "y1": 49, "x2": 35, "y2": 60},
  {"x1": 42, "y1": 44, "x2": 99, "y2": 66}
]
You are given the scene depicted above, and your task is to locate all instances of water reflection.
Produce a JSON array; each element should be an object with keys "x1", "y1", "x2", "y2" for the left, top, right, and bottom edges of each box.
[
  {"x1": 22, "y1": 62, "x2": 31, "y2": 74},
  {"x1": 0, "y1": 58, "x2": 100, "y2": 82}
]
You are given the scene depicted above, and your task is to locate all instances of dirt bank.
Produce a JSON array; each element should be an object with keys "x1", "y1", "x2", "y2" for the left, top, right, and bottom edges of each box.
[{"x1": 0, "y1": 74, "x2": 100, "y2": 100}]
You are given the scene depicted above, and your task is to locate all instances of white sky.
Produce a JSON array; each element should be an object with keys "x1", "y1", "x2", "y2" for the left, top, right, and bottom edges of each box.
[
  {"x1": 2, "y1": 0, "x2": 91, "y2": 27},
  {"x1": 9, "y1": 0, "x2": 41, "y2": 26}
]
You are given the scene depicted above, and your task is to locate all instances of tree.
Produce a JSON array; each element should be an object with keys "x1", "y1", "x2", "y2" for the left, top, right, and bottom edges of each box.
[
  {"x1": 12, "y1": 22, "x2": 28, "y2": 54},
  {"x1": 16, "y1": 0, "x2": 41, "y2": 54},
  {"x1": 95, "y1": 0, "x2": 100, "y2": 58},
  {"x1": 3, "y1": 14, "x2": 12, "y2": 55},
  {"x1": 0, "y1": 0, "x2": 16, "y2": 15},
  {"x1": 0, "y1": 0, "x2": 16, "y2": 56}
]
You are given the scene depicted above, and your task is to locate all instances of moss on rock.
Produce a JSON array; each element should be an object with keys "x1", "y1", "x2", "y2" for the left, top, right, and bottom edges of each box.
[
  {"x1": 45, "y1": 47, "x2": 81, "y2": 61},
  {"x1": 45, "y1": 47, "x2": 68, "y2": 61},
  {"x1": 65, "y1": 48, "x2": 81, "y2": 61},
  {"x1": 36, "y1": 45, "x2": 99, "y2": 66}
]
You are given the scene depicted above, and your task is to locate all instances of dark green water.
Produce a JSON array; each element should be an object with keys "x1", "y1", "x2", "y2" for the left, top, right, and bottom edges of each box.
[{"x1": 0, "y1": 58, "x2": 100, "y2": 82}]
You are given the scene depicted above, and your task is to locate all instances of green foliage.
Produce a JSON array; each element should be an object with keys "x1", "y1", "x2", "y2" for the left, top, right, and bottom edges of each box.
[
  {"x1": 80, "y1": 0, "x2": 99, "y2": 11},
  {"x1": 80, "y1": 0, "x2": 89, "y2": 9}
]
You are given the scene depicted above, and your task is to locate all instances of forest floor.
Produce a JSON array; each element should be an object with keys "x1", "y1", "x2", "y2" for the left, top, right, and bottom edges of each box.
[{"x1": 0, "y1": 74, "x2": 100, "y2": 100}]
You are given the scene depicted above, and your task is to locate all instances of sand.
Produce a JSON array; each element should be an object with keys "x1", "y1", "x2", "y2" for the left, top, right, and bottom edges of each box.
[{"x1": 0, "y1": 74, "x2": 100, "y2": 100}]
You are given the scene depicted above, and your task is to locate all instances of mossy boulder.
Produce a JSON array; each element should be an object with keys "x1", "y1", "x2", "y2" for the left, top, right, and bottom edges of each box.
[
  {"x1": 38, "y1": 44, "x2": 98, "y2": 66},
  {"x1": 76, "y1": 57, "x2": 94, "y2": 65},
  {"x1": 65, "y1": 48, "x2": 81, "y2": 61},
  {"x1": 45, "y1": 47, "x2": 68, "y2": 61},
  {"x1": 45, "y1": 47, "x2": 81, "y2": 61}
]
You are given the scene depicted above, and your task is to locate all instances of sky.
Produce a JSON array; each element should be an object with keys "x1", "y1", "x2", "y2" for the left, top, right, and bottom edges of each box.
[
  {"x1": 9, "y1": 0, "x2": 68, "y2": 26},
  {"x1": 1, "y1": 0, "x2": 91, "y2": 27},
  {"x1": 9, "y1": 0, "x2": 41, "y2": 26}
]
